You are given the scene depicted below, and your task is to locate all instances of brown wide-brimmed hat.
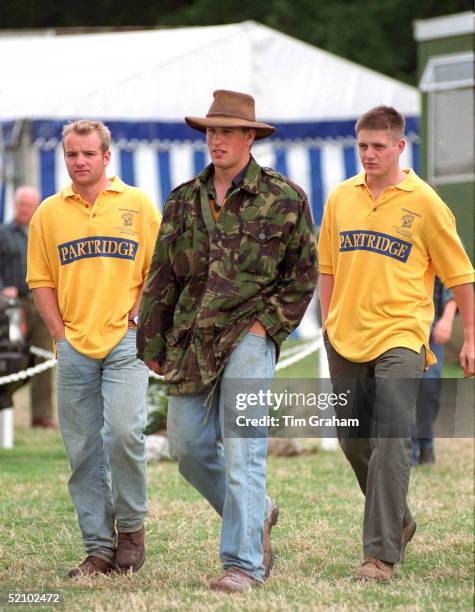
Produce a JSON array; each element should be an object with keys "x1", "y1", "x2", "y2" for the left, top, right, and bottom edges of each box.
[{"x1": 185, "y1": 90, "x2": 276, "y2": 140}]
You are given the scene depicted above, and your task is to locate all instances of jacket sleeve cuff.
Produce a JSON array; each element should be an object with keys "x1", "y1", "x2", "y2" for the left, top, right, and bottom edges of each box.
[
  {"x1": 257, "y1": 311, "x2": 290, "y2": 346},
  {"x1": 137, "y1": 334, "x2": 166, "y2": 364}
]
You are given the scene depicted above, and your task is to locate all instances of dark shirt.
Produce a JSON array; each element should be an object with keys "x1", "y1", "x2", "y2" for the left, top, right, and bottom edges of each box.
[
  {"x1": 207, "y1": 162, "x2": 250, "y2": 220},
  {"x1": 0, "y1": 221, "x2": 29, "y2": 296},
  {"x1": 433, "y1": 277, "x2": 453, "y2": 323}
]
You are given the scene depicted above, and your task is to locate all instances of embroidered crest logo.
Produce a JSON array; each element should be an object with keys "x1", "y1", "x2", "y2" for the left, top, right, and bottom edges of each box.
[
  {"x1": 401, "y1": 212, "x2": 415, "y2": 229},
  {"x1": 121, "y1": 211, "x2": 133, "y2": 227}
]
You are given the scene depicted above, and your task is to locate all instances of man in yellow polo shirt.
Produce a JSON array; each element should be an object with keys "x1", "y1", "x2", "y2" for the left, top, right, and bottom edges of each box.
[
  {"x1": 27, "y1": 120, "x2": 160, "y2": 578},
  {"x1": 318, "y1": 106, "x2": 474, "y2": 582}
]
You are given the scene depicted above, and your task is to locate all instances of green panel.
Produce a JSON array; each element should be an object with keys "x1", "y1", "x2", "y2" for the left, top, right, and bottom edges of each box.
[
  {"x1": 419, "y1": 94, "x2": 429, "y2": 178},
  {"x1": 416, "y1": 30, "x2": 474, "y2": 260},
  {"x1": 436, "y1": 182, "x2": 474, "y2": 261},
  {"x1": 417, "y1": 33, "x2": 473, "y2": 178},
  {"x1": 417, "y1": 33, "x2": 474, "y2": 80}
]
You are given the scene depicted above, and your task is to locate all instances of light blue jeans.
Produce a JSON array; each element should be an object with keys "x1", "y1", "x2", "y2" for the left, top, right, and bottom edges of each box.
[
  {"x1": 56, "y1": 330, "x2": 149, "y2": 563},
  {"x1": 167, "y1": 332, "x2": 276, "y2": 582}
]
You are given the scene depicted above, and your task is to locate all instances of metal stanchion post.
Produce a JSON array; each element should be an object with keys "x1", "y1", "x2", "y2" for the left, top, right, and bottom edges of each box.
[{"x1": 0, "y1": 407, "x2": 14, "y2": 449}]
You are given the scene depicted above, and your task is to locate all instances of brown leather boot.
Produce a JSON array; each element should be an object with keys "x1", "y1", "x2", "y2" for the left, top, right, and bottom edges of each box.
[
  {"x1": 263, "y1": 500, "x2": 279, "y2": 578},
  {"x1": 116, "y1": 527, "x2": 145, "y2": 572},
  {"x1": 209, "y1": 568, "x2": 260, "y2": 593},
  {"x1": 68, "y1": 555, "x2": 115, "y2": 578},
  {"x1": 357, "y1": 558, "x2": 394, "y2": 582}
]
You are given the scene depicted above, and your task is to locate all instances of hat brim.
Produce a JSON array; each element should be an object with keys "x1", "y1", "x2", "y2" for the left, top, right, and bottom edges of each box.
[{"x1": 185, "y1": 116, "x2": 275, "y2": 140}]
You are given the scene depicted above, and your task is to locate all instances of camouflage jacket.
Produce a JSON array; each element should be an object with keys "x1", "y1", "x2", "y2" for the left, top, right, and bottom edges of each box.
[{"x1": 137, "y1": 156, "x2": 317, "y2": 395}]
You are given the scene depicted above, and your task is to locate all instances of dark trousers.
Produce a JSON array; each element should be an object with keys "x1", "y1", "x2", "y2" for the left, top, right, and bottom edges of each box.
[
  {"x1": 323, "y1": 333, "x2": 425, "y2": 564},
  {"x1": 22, "y1": 297, "x2": 54, "y2": 423},
  {"x1": 412, "y1": 340, "x2": 444, "y2": 460}
]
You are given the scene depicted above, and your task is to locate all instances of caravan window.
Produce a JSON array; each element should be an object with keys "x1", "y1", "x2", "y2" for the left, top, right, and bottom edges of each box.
[{"x1": 419, "y1": 52, "x2": 474, "y2": 183}]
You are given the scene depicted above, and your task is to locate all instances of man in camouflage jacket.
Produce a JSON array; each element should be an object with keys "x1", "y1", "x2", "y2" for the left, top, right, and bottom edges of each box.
[{"x1": 137, "y1": 90, "x2": 317, "y2": 593}]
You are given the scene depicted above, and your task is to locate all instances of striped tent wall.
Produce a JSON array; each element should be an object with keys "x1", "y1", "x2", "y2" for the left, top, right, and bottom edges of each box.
[
  {"x1": 0, "y1": 119, "x2": 419, "y2": 339},
  {"x1": 34, "y1": 137, "x2": 419, "y2": 226},
  {"x1": 0, "y1": 118, "x2": 420, "y2": 225}
]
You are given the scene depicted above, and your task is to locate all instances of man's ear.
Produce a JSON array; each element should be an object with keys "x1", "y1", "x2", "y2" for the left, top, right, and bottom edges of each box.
[{"x1": 246, "y1": 128, "x2": 256, "y2": 147}]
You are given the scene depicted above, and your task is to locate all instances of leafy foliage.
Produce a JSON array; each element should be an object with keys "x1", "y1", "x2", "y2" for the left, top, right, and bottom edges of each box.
[{"x1": 145, "y1": 378, "x2": 168, "y2": 435}]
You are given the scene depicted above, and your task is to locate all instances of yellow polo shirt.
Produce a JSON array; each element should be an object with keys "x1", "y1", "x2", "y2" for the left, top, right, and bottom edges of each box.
[
  {"x1": 318, "y1": 169, "x2": 474, "y2": 366},
  {"x1": 27, "y1": 177, "x2": 161, "y2": 358}
]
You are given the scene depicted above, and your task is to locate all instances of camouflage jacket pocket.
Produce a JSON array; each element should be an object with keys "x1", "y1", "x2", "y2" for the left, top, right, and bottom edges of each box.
[
  {"x1": 163, "y1": 326, "x2": 197, "y2": 384},
  {"x1": 166, "y1": 229, "x2": 194, "y2": 279},
  {"x1": 236, "y1": 222, "x2": 283, "y2": 277},
  {"x1": 165, "y1": 324, "x2": 192, "y2": 347}
]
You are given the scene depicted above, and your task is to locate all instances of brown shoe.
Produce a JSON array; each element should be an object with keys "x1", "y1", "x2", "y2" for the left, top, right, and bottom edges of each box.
[
  {"x1": 357, "y1": 558, "x2": 394, "y2": 582},
  {"x1": 116, "y1": 527, "x2": 145, "y2": 572},
  {"x1": 263, "y1": 500, "x2": 279, "y2": 578},
  {"x1": 31, "y1": 419, "x2": 56, "y2": 429},
  {"x1": 418, "y1": 447, "x2": 435, "y2": 465},
  {"x1": 400, "y1": 519, "x2": 416, "y2": 562},
  {"x1": 68, "y1": 555, "x2": 115, "y2": 578},
  {"x1": 209, "y1": 568, "x2": 260, "y2": 593}
]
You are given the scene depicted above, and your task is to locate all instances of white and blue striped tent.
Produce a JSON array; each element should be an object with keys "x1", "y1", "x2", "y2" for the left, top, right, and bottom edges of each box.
[
  {"x1": 0, "y1": 117, "x2": 420, "y2": 226},
  {"x1": 0, "y1": 22, "x2": 420, "y2": 226},
  {"x1": 0, "y1": 23, "x2": 420, "y2": 338}
]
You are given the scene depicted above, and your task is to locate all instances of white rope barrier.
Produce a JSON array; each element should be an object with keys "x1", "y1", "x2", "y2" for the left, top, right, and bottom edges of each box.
[
  {"x1": 0, "y1": 335, "x2": 325, "y2": 386},
  {"x1": 276, "y1": 335, "x2": 323, "y2": 372},
  {"x1": 29, "y1": 346, "x2": 55, "y2": 360},
  {"x1": 1, "y1": 336, "x2": 336, "y2": 451},
  {"x1": 0, "y1": 350, "x2": 57, "y2": 386},
  {"x1": 147, "y1": 335, "x2": 323, "y2": 380},
  {"x1": 278, "y1": 339, "x2": 319, "y2": 360}
]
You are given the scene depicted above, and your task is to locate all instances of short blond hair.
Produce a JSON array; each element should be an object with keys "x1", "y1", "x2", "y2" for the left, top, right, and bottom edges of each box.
[
  {"x1": 355, "y1": 106, "x2": 405, "y2": 140},
  {"x1": 62, "y1": 120, "x2": 111, "y2": 153}
]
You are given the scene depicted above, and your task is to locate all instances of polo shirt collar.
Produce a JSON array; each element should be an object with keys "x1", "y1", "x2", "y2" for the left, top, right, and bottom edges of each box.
[
  {"x1": 62, "y1": 175, "x2": 125, "y2": 199},
  {"x1": 394, "y1": 169, "x2": 416, "y2": 191},
  {"x1": 354, "y1": 168, "x2": 416, "y2": 192}
]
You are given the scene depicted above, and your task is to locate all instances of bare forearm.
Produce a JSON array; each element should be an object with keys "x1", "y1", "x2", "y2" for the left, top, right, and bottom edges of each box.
[
  {"x1": 440, "y1": 299, "x2": 457, "y2": 324},
  {"x1": 432, "y1": 299, "x2": 456, "y2": 344},
  {"x1": 31, "y1": 287, "x2": 65, "y2": 340},
  {"x1": 451, "y1": 283, "x2": 474, "y2": 377},
  {"x1": 452, "y1": 284, "x2": 474, "y2": 341},
  {"x1": 319, "y1": 273, "x2": 334, "y2": 330}
]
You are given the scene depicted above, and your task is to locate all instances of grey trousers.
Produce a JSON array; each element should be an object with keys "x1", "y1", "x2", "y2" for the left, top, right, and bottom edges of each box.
[{"x1": 323, "y1": 333, "x2": 425, "y2": 564}]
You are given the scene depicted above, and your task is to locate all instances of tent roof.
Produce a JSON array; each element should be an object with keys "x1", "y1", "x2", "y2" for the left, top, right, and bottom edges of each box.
[{"x1": 0, "y1": 21, "x2": 419, "y2": 122}]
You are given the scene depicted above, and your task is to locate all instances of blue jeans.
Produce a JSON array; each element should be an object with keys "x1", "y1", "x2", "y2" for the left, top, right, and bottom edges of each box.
[
  {"x1": 412, "y1": 341, "x2": 444, "y2": 462},
  {"x1": 167, "y1": 333, "x2": 276, "y2": 582},
  {"x1": 56, "y1": 330, "x2": 149, "y2": 563}
]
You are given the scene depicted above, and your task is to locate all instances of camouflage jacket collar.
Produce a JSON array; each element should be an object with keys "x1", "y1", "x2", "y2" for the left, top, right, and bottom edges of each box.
[{"x1": 195, "y1": 155, "x2": 261, "y2": 195}]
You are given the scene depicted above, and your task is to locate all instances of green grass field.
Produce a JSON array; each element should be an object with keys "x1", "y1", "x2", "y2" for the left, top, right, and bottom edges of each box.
[
  {"x1": 1, "y1": 435, "x2": 473, "y2": 610},
  {"x1": 0, "y1": 342, "x2": 473, "y2": 611}
]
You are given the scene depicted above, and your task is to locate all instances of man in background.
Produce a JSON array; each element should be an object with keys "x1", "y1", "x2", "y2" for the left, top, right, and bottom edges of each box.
[
  {"x1": 412, "y1": 278, "x2": 456, "y2": 465},
  {"x1": 0, "y1": 186, "x2": 54, "y2": 427}
]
